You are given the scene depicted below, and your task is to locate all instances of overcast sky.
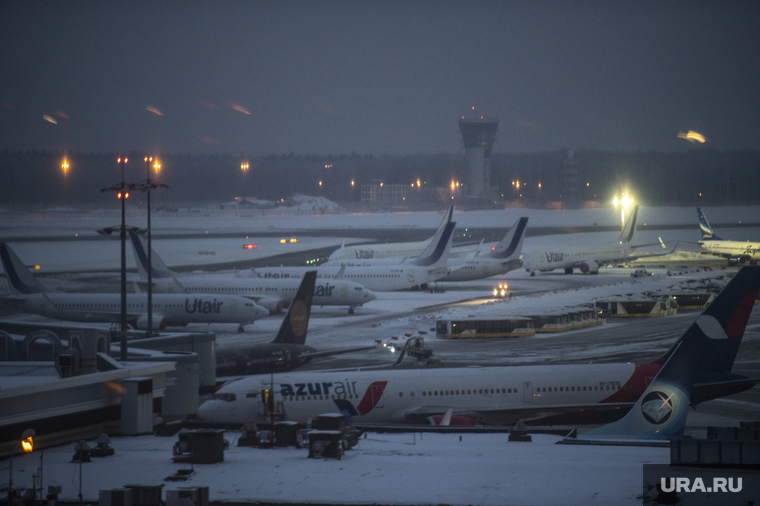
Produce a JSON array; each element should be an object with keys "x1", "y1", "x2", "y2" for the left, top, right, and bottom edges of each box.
[{"x1": 1, "y1": 1, "x2": 759, "y2": 156}]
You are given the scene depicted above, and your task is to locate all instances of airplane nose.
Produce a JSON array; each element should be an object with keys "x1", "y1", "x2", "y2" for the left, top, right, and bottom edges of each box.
[
  {"x1": 255, "y1": 304, "x2": 269, "y2": 319},
  {"x1": 196, "y1": 400, "x2": 215, "y2": 421},
  {"x1": 364, "y1": 289, "x2": 377, "y2": 301}
]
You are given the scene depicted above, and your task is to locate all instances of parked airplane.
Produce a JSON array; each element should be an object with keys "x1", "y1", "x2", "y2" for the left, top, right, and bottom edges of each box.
[
  {"x1": 128, "y1": 231, "x2": 376, "y2": 314},
  {"x1": 215, "y1": 271, "x2": 376, "y2": 377},
  {"x1": 437, "y1": 217, "x2": 528, "y2": 281},
  {"x1": 325, "y1": 217, "x2": 528, "y2": 283},
  {"x1": 328, "y1": 206, "x2": 479, "y2": 261},
  {"x1": 522, "y1": 206, "x2": 644, "y2": 275},
  {"x1": 252, "y1": 222, "x2": 457, "y2": 291},
  {"x1": 197, "y1": 266, "x2": 760, "y2": 427},
  {"x1": 0, "y1": 243, "x2": 269, "y2": 331},
  {"x1": 580, "y1": 265, "x2": 760, "y2": 441},
  {"x1": 697, "y1": 208, "x2": 760, "y2": 264}
]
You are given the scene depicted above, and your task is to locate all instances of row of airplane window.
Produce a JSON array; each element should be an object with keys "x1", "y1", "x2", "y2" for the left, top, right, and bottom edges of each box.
[
  {"x1": 190, "y1": 286, "x2": 296, "y2": 292},
  {"x1": 535, "y1": 384, "x2": 623, "y2": 393},
  {"x1": 58, "y1": 303, "x2": 148, "y2": 309},
  {"x1": 348, "y1": 274, "x2": 401, "y2": 278},
  {"x1": 418, "y1": 388, "x2": 512, "y2": 397}
]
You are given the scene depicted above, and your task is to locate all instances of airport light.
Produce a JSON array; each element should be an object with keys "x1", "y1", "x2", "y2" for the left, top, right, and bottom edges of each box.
[
  {"x1": 62, "y1": 158, "x2": 70, "y2": 203},
  {"x1": 613, "y1": 192, "x2": 633, "y2": 230}
]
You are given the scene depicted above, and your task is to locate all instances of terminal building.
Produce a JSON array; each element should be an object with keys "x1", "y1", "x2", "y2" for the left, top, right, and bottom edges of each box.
[{"x1": 458, "y1": 116, "x2": 499, "y2": 198}]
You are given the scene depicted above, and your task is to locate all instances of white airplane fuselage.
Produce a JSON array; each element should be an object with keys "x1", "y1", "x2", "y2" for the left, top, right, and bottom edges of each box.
[
  {"x1": 21, "y1": 292, "x2": 268, "y2": 327},
  {"x1": 152, "y1": 275, "x2": 376, "y2": 311},
  {"x1": 522, "y1": 243, "x2": 632, "y2": 273},
  {"x1": 699, "y1": 240, "x2": 760, "y2": 262},
  {"x1": 254, "y1": 265, "x2": 448, "y2": 291},
  {"x1": 198, "y1": 362, "x2": 649, "y2": 425}
]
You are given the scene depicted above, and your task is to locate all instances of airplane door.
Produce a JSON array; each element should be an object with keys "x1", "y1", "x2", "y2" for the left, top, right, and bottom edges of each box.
[
  {"x1": 370, "y1": 383, "x2": 385, "y2": 408},
  {"x1": 523, "y1": 382, "x2": 533, "y2": 402},
  {"x1": 482, "y1": 262, "x2": 490, "y2": 276},
  {"x1": 407, "y1": 269, "x2": 415, "y2": 285},
  {"x1": 341, "y1": 284, "x2": 348, "y2": 298},
  {"x1": 230, "y1": 300, "x2": 237, "y2": 315}
]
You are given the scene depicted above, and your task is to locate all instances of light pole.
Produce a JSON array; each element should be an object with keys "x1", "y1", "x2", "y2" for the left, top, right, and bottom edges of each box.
[
  {"x1": 139, "y1": 158, "x2": 167, "y2": 338},
  {"x1": 100, "y1": 157, "x2": 131, "y2": 361}
]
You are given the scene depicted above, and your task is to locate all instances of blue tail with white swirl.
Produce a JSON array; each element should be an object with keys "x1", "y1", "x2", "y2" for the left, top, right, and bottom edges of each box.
[{"x1": 697, "y1": 207, "x2": 722, "y2": 241}]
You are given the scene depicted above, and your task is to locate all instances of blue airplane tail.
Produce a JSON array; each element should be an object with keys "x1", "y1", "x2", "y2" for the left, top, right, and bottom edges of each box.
[
  {"x1": 0, "y1": 243, "x2": 47, "y2": 294},
  {"x1": 697, "y1": 208, "x2": 722, "y2": 240},
  {"x1": 413, "y1": 222, "x2": 456, "y2": 267},
  {"x1": 490, "y1": 217, "x2": 529, "y2": 260},
  {"x1": 580, "y1": 266, "x2": 760, "y2": 440},
  {"x1": 128, "y1": 231, "x2": 176, "y2": 279}
]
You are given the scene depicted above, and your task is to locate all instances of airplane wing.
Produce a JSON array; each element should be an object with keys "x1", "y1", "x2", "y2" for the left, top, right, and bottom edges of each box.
[
  {"x1": 298, "y1": 344, "x2": 379, "y2": 361},
  {"x1": 400, "y1": 401, "x2": 635, "y2": 424}
]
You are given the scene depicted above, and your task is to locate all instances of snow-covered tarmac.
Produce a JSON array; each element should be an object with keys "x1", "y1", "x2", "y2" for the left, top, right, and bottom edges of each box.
[{"x1": 7, "y1": 432, "x2": 667, "y2": 506}]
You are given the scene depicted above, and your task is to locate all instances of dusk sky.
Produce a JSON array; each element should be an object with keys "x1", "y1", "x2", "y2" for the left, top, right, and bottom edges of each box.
[{"x1": 1, "y1": 1, "x2": 759, "y2": 156}]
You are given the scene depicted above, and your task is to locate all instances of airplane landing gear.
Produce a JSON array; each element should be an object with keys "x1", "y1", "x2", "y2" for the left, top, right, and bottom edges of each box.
[
  {"x1": 564, "y1": 268, "x2": 573, "y2": 274},
  {"x1": 238, "y1": 324, "x2": 245, "y2": 332},
  {"x1": 348, "y1": 306, "x2": 354, "y2": 314}
]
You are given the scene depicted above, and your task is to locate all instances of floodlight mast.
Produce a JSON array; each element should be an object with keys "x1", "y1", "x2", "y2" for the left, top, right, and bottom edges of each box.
[{"x1": 99, "y1": 157, "x2": 134, "y2": 361}]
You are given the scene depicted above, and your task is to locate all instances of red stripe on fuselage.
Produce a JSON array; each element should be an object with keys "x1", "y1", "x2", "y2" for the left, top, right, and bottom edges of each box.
[
  {"x1": 600, "y1": 362, "x2": 659, "y2": 403},
  {"x1": 356, "y1": 381, "x2": 387, "y2": 415}
]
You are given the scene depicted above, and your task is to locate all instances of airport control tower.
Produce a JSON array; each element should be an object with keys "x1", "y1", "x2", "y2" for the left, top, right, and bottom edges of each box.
[{"x1": 459, "y1": 116, "x2": 499, "y2": 197}]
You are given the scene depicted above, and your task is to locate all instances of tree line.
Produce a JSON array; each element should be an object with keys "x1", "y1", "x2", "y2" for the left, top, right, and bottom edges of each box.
[{"x1": 0, "y1": 148, "x2": 757, "y2": 208}]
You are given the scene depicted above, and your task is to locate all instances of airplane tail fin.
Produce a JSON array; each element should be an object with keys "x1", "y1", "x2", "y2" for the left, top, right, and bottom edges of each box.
[
  {"x1": 128, "y1": 231, "x2": 176, "y2": 280},
  {"x1": 697, "y1": 208, "x2": 721, "y2": 240},
  {"x1": 490, "y1": 217, "x2": 529, "y2": 260},
  {"x1": 413, "y1": 222, "x2": 456, "y2": 267},
  {"x1": 581, "y1": 266, "x2": 760, "y2": 440},
  {"x1": 440, "y1": 205, "x2": 454, "y2": 230},
  {"x1": 272, "y1": 270, "x2": 317, "y2": 345},
  {"x1": 618, "y1": 205, "x2": 639, "y2": 244},
  {"x1": 0, "y1": 243, "x2": 47, "y2": 294}
]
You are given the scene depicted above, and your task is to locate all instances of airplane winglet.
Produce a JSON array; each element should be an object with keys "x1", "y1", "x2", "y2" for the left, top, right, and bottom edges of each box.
[{"x1": 336, "y1": 264, "x2": 346, "y2": 279}]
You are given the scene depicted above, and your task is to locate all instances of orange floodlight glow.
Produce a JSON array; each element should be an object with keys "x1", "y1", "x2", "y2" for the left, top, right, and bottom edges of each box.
[
  {"x1": 22, "y1": 437, "x2": 33, "y2": 452},
  {"x1": 678, "y1": 130, "x2": 706, "y2": 143}
]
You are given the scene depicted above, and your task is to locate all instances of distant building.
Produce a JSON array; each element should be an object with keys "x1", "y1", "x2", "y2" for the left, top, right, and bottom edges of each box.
[
  {"x1": 459, "y1": 116, "x2": 499, "y2": 197},
  {"x1": 361, "y1": 179, "x2": 409, "y2": 203}
]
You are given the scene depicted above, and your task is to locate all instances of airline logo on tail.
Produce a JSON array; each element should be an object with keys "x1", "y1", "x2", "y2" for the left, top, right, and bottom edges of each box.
[
  {"x1": 289, "y1": 300, "x2": 309, "y2": 338},
  {"x1": 697, "y1": 208, "x2": 721, "y2": 241},
  {"x1": 640, "y1": 391, "x2": 674, "y2": 425}
]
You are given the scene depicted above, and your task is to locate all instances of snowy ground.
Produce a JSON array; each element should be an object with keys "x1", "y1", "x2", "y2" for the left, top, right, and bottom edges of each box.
[{"x1": 6, "y1": 432, "x2": 667, "y2": 506}]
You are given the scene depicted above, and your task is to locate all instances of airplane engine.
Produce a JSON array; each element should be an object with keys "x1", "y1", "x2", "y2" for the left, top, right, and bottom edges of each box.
[
  {"x1": 426, "y1": 414, "x2": 477, "y2": 426},
  {"x1": 131, "y1": 314, "x2": 167, "y2": 330},
  {"x1": 579, "y1": 260, "x2": 599, "y2": 274},
  {"x1": 256, "y1": 297, "x2": 285, "y2": 314}
]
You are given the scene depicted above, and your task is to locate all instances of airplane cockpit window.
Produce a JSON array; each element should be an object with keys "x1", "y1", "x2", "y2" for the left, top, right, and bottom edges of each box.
[{"x1": 211, "y1": 393, "x2": 237, "y2": 402}]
